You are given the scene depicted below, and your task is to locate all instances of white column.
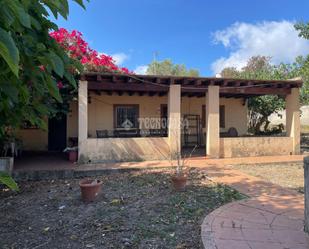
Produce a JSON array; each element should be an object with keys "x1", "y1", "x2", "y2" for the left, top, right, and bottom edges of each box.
[
  {"x1": 168, "y1": 84, "x2": 181, "y2": 156},
  {"x1": 206, "y1": 85, "x2": 220, "y2": 158},
  {"x1": 286, "y1": 88, "x2": 301, "y2": 154},
  {"x1": 78, "y1": 80, "x2": 88, "y2": 159}
]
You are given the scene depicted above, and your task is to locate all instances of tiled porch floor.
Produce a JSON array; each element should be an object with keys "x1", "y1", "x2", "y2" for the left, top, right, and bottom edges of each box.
[
  {"x1": 14, "y1": 152, "x2": 74, "y2": 171},
  {"x1": 13, "y1": 152, "x2": 305, "y2": 172}
]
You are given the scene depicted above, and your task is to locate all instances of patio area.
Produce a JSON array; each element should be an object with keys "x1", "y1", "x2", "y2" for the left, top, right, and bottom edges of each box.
[{"x1": 12, "y1": 152, "x2": 305, "y2": 179}]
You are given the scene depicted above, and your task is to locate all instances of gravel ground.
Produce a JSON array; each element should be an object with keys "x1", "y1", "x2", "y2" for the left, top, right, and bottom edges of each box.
[
  {"x1": 0, "y1": 169, "x2": 243, "y2": 249},
  {"x1": 231, "y1": 163, "x2": 304, "y2": 193}
]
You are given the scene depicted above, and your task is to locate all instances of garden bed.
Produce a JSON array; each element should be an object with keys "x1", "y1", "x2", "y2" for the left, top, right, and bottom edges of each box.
[{"x1": 0, "y1": 169, "x2": 243, "y2": 249}]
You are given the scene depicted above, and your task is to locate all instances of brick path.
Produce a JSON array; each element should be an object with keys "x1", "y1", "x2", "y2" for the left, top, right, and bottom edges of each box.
[{"x1": 193, "y1": 160, "x2": 309, "y2": 249}]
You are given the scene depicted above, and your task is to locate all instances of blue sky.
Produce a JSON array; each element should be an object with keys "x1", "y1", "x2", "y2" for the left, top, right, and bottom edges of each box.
[{"x1": 54, "y1": 0, "x2": 309, "y2": 76}]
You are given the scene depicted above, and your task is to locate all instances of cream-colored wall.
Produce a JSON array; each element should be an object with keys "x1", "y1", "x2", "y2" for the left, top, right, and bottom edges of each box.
[
  {"x1": 220, "y1": 137, "x2": 293, "y2": 157},
  {"x1": 87, "y1": 93, "x2": 168, "y2": 137},
  {"x1": 18, "y1": 129, "x2": 48, "y2": 151},
  {"x1": 66, "y1": 93, "x2": 248, "y2": 139},
  {"x1": 182, "y1": 97, "x2": 247, "y2": 135},
  {"x1": 19, "y1": 93, "x2": 248, "y2": 153},
  {"x1": 79, "y1": 137, "x2": 170, "y2": 163}
]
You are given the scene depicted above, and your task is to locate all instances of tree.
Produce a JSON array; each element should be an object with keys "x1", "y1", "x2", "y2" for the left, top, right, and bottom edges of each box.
[
  {"x1": 295, "y1": 22, "x2": 309, "y2": 40},
  {"x1": 220, "y1": 67, "x2": 239, "y2": 78},
  {"x1": 48, "y1": 28, "x2": 131, "y2": 118},
  {"x1": 220, "y1": 56, "x2": 286, "y2": 134},
  {"x1": 0, "y1": 0, "x2": 87, "y2": 190},
  {"x1": 294, "y1": 22, "x2": 309, "y2": 104},
  {"x1": 0, "y1": 0, "x2": 88, "y2": 142},
  {"x1": 50, "y1": 28, "x2": 130, "y2": 74},
  {"x1": 146, "y1": 59, "x2": 199, "y2": 76}
]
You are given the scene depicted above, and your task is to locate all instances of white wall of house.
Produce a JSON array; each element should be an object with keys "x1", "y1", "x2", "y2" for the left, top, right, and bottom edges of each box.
[{"x1": 269, "y1": 105, "x2": 309, "y2": 127}]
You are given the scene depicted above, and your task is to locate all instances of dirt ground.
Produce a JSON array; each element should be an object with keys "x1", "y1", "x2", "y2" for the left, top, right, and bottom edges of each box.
[
  {"x1": 0, "y1": 169, "x2": 243, "y2": 249},
  {"x1": 231, "y1": 163, "x2": 304, "y2": 193}
]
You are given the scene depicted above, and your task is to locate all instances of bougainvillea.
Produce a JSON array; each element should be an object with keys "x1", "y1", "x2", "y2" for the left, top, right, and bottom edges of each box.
[{"x1": 50, "y1": 28, "x2": 130, "y2": 74}]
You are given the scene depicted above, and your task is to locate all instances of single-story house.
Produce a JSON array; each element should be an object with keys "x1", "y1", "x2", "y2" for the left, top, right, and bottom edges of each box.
[{"x1": 18, "y1": 72, "x2": 302, "y2": 163}]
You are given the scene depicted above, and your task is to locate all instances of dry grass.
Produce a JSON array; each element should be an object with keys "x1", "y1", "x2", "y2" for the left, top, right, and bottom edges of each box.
[
  {"x1": 231, "y1": 163, "x2": 304, "y2": 193},
  {"x1": 0, "y1": 169, "x2": 243, "y2": 249}
]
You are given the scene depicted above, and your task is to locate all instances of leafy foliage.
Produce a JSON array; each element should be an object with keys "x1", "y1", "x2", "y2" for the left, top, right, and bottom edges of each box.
[
  {"x1": 295, "y1": 22, "x2": 309, "y2": 40},
  {"x1": 220, "y1": 56, "x2": 286, "y2": 134},
  {"x1": 0, "y1": 172, "x2": 18, "y2": 191},
  {"x1": 0, "y1": 0, "x2": 87, "y2": 142},
  {"x1": 146, "y1": 59, "x2": 199, "y2": 76},
  {"x1": 50, "y1": 28, "x2": 130, "y2": 74}
]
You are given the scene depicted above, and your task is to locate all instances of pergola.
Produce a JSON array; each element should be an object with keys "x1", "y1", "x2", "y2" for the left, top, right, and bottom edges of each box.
[
  {"x1": 78, "y1": 72, "x2": 302, "y2": 160},
  {"x1": 81, "y1": 72, "x2": 302, "y2": 98}
]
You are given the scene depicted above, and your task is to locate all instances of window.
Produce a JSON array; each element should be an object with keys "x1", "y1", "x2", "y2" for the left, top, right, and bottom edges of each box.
[
  {"x1": 202, "y1": 105, "x2": 225, "y2": 128},
  {"x1": 114, "y1": 105, "x2": 139, "y2": 129}
]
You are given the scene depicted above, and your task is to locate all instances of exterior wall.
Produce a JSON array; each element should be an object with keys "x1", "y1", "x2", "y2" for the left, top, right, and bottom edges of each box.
[
  {"x1": 269, "y1": 105, "x2": 309, "y2": 127},
  {"x1": 182, "y1": 97, "x2": 247, "y2": 136},
  {"x1": 18, "y1": 129, "x2": 48, "y2": 151},
  {"x1": 19, "y1": 93, "x2": 248, "y2": 155},
  {"x1": 79, "y1": 137, "x2": 170, "y2": 163},
  {"x1": 87, "y1": 93, "x2": 168, "y2": 137},
  {"x1": 219, "y1": 137, "x2": 293, "y2": 158},
  {"x1": 66, "y1": 93, "x2": 248, "y2": 139}
]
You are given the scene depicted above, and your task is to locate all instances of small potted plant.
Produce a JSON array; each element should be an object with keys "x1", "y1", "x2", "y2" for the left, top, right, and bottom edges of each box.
[
  {"x1": 78, "y1": 163, "x2": 103, "y2": 202},
  {"x1": 63, "y1": 146, "x2": 78, "y2": 163},
  {"x1": 0, "y1": 129, "x2": 16, "y2": 174},
  {"x1": 79, "y1": 178, "x2": 102, "y2": 203},
  {"x1": 169, "y1": 145, "x2": 197, "y2": 191}
]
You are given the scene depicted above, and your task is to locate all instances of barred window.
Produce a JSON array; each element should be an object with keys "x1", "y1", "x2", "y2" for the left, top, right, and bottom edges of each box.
[{"x1": 114, "y1": 105, "x2": 139, "y2": 129}]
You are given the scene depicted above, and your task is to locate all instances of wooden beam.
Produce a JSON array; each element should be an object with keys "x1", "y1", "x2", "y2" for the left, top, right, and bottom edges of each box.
[
  {"x1": 195, "y1": 79, "x2": 203, "y2": 86},
  {"x1": 220, "y1": 87, "x2": 291, "y2": 95},
  {"x1": 88, "y1": 80, "x2": 292, "y2": 96},
  {"x1": 88, "y1": 81, "x2": 169, "y2": 92}
]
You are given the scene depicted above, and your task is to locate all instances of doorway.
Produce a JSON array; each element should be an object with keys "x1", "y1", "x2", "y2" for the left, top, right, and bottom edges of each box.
[{"x1": 48, "y1": 115, "x2": 67, "y2": 151}]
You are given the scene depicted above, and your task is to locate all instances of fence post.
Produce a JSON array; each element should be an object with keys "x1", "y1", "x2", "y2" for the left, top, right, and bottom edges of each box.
[{"x1": 305, "y1": 156, "x2": 309, "y2": 233}]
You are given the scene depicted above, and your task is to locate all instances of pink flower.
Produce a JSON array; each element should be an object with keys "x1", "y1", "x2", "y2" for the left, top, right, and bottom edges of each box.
[
  {"x1": 38, "y1": 65, "x2": 45, "y2": 72},
  {"x1": 57, "y1": 81, "x2": 64, "y2": 89},
  {"x1": 49, "y1": 28, "x2": 132, "y2": 74},
  {"x1": 80, "y1": 56, "x2": 89, "y2": 64}
]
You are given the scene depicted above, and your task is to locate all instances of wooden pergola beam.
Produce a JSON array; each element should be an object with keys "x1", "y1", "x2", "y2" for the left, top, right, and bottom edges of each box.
[
  {"x1": 88, "y1": 81, "x2": 291, "y2": 96},
  {"x1": 84, "y1": 72, "x2": 302, "y2": 97}
]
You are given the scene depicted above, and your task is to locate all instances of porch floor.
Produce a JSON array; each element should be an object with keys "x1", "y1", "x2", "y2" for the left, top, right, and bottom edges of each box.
[
  {"x1": 13, "y1": 152, "x2": 305, "y2": 173},
  {"x1": 14, "y1": 152, "x2": 74, "y2": 172}
]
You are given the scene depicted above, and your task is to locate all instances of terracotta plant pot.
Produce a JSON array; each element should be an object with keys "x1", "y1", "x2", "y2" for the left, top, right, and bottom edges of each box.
[
  {"x1": 79, "y1": 179, "x2": 102, "y2": 202},
  {"x1": 68, "y1": 150, "x2": 78, "y2": 163},
  {"x1": 171, "y1": 174, "x2": 187, "y2": 191}
]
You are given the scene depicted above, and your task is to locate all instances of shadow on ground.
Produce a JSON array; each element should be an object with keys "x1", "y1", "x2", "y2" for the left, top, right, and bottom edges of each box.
[{"x1": 0, "y1": 169, "x2": 243, "y2": 249}]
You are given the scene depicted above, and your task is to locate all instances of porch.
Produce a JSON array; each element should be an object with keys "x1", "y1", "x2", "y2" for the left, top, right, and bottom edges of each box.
[{"x1": 77, "y1": 73, "x2": 302, "y2": 163}]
